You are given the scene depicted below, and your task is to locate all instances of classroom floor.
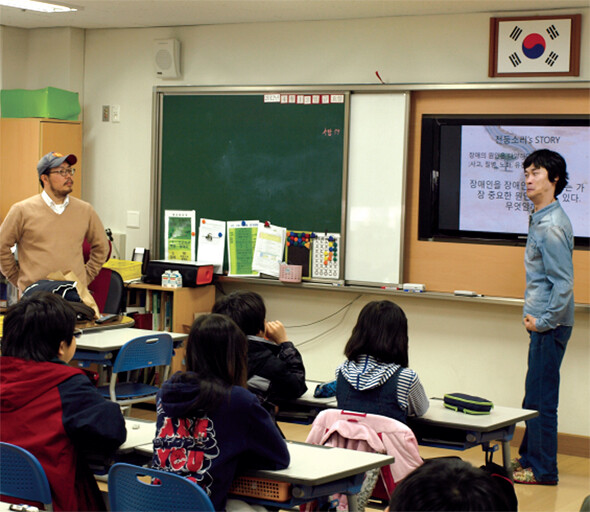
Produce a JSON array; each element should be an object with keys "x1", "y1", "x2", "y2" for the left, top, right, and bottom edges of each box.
[{"x1": 128, "y1": 407, "x2": 590, "y2": 512}]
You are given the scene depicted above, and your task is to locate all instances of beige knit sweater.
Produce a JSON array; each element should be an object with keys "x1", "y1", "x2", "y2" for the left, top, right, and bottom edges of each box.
[{"x1": 0, "y1": 194, "x2": 109, "y2": 292}]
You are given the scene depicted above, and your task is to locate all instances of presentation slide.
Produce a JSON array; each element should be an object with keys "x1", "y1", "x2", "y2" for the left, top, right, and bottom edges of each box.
[{"x1": 459, "y1": 125, "x2": 589, "y2": 238}]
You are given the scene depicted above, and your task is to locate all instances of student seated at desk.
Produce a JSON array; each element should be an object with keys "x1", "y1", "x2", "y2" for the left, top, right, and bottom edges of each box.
[
  {"x1": 335, "y1": 300, "x2": 429, "y2": 423},
  {"x1": 151, "y1": 314, "x2": 290, "y2": 512},
  {"x1": 212, "y1": 290, "x2": 307, "y2": 416},
  {"x1": 0, "y1": 292, "x2": 126, "y2": 512}
]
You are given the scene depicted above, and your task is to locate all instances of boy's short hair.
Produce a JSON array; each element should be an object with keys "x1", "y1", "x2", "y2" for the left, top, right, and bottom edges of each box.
[
  {"x1": 1, "y1": 291, "x2": 76, "y2": 362},
  {"x1": 211, "y1": 290, "x2": 266, "y2": 336},
  {"x1": 523, "y1": 149, "x2": 568, "y2": 197},
  {"x1": 388, "y1": 458, "x2": 515, "y2": 511}
]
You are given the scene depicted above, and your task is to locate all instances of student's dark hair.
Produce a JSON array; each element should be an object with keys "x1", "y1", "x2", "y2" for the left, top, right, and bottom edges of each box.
[
  {"x1": 211, "y1": 290, "x2": 265, "y2": 336},
  {"x1": 523, "y1": 149, "x2": 568, "y2": 197},
  {"x1": 388, "y1": 458, "x2": 515, "y2": 511},
  {"x1": 344, "y1": 300, "x2": 408, "y2": 367},
  {"x1": 1, "y1": 291, "x2": 76, "y2": 362},
  {"x1": 182, "y1": 314, "x2": 248, "y2": 411}
]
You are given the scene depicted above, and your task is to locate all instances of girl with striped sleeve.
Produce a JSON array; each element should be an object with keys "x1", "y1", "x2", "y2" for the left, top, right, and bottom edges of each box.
[{"x1": 335, "y1": 300, "x2": 429, "y2": 423}]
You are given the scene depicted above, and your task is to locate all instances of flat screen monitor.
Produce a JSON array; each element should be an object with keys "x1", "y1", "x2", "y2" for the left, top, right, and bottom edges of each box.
[{"x1": 419, "y1": 114, "x2": 589, "y2": 248}]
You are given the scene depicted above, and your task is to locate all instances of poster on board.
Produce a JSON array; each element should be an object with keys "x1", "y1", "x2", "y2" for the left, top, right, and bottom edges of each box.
[
  {"x1": 164, "y1": 210, "x2": 196, "y2": 262},
  {"x1": 227, "y1": 220, "x2": 259, "y2": 277}
]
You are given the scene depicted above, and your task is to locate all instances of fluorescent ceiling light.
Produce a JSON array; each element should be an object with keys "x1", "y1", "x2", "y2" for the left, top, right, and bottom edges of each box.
[{"x1": 0, "y1": 0, "x2": 76, "y2": 13}]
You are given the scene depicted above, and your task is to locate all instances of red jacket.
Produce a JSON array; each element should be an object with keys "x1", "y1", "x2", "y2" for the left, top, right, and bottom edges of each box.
[{"x1": 0, "y1": 357, "x2": 126, "y2": 511}]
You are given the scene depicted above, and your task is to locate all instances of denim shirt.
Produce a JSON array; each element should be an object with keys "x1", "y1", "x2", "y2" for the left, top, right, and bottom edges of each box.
[{"x1": 524, "y1": 200, "x2": 574, "y2": 332}]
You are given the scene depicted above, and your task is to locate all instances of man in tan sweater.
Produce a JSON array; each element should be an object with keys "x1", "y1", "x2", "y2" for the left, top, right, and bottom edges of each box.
[{"x1": 0, "y1": 152, "x2": 109, "y2": 293}]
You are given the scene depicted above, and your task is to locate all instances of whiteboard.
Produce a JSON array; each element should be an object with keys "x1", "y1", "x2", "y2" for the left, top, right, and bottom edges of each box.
[{"x1": 345, "y1": 93, "x2": 409, "y2": 286}]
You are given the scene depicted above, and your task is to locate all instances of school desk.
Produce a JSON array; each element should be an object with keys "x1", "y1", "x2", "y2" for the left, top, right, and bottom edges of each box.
[
  {"x1": 278, "y1": 381, "x2": 538, "y2": 475},
  {"x1": 276, "y1": 379, "x2": 337, "y2": 424},
  {"x1": 77, "y1": 314, "x2": 135, "y2": 332},
  {"x1": 408, "y1": 399, "x2": 538, "y2": 476},
  {"x1": 73, "y1": 328, "x2": 186, "y2": 366},
  {"x1": 91, "y1": 419, "x2": 157, "y2": 476},
  {"x1": 134, "y1": 440, "x2": 394, "y2": 511},
  {"x1": 119, "y1": 419, "x2": 157, "y2": 454}
]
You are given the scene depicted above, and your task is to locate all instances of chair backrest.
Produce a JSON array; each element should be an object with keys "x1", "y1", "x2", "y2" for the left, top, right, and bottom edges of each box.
[
  {"x1": 108, "y1": 463, "x2": 214, "y2": 512},
  {"x1": 103, "y1": 269, "x2": 125, "y2": 314},
  {"x1": 89, "y1": 268, "x2": 125, "y2": 314},
  {"x1": 0, "y1": 442, "x2": 53, "y2": 511},
  {"x1": 112, "y1": 333, "x2": 173, "y2": 373},
  {"x1": 306, "y1": 409, "x2": 423, "y2": 491}
]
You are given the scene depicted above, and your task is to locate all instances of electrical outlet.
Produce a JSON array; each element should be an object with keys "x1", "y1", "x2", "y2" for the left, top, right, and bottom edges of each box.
[
  {"x1": 111, "y1": 105, "x2": 120, "y2": 123},
  {"x1": 126, "y1": 210, "x2": 140, "y2": 228},
  {"x1": 102, "y1": 105, "x2": 110, "y2": 122}
]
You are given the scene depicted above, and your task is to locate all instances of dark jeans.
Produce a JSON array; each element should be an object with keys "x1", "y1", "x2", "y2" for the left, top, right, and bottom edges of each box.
[{"x1": 519, "y1": 325, "x2": 571, "y2": 482}]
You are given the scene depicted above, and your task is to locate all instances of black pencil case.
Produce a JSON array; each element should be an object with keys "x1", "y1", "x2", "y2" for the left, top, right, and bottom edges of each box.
[{"x1": 443, "y1": 393, "x2": 493, "y2": 415}]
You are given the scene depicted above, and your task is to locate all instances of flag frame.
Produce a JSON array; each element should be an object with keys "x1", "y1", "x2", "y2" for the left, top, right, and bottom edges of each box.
[{"x1": 489, "y1": 14, "x2": 581, "y2": 77}]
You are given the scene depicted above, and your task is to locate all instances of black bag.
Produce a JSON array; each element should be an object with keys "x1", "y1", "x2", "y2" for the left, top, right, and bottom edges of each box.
[
  {"x1": 23, "y1": 279, "x2": 81, "y2": 301},
  {"x1": 480, "y1": 461, "x2": 518, "y2": 511},
  {"x1": 443, "y1": 392, "x2": 493, "y2": 414},
  {"x1": 480, "y1": 447, "x2": 518, "y2": 511},
  {"x1": 22, "y1": 279, "x2": 95, "y2": 321}
]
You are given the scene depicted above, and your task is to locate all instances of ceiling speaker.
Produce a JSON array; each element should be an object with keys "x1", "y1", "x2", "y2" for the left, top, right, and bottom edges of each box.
[{"x1": 153, "y1": 39, "x2": 181, "y2": 79}]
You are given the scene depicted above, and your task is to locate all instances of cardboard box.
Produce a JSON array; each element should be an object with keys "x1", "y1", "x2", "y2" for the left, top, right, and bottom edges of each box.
[{"x1": 1, "y1": 87, "x2": 80, "y2": 120}]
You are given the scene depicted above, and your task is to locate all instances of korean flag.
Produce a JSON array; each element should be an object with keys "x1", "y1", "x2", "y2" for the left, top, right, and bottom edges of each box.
[{"x1": 496, "y1": 18, "x2": 572, "y2": 74}]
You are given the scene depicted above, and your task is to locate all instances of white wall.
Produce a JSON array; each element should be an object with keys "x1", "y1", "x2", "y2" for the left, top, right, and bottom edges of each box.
[
  {"x1": 1, "y1": 9, "x2": 589, "y2": 437},
  {"x1": 1, "y1": 26, "x2": 29, "y2": 92},
  {"x1": 0, "y1": 27, "x2": 84, "y2": 108}
]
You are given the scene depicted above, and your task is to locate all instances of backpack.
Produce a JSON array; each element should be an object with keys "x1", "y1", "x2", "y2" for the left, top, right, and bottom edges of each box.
[{"x1": 480, "y1": 448, "x2": 518, "y2": 511}]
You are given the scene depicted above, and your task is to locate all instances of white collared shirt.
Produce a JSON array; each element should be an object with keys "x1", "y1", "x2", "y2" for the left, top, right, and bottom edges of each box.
[{"x1": 42, "y1": 190, "x2": 70, "y2": 215}]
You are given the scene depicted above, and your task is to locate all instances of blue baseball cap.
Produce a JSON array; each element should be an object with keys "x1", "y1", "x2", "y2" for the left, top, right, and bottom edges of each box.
[{"x1": 37, "y1": 151, "x2": 77, "y2": 177}]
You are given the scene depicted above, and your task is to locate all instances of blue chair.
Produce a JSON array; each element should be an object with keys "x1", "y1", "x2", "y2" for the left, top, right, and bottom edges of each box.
[
  {"x1": 0, "y1": 442, "x2": 53, "y2": 511},
  {"x1": 98, "y1": 333, "x2": 173, "y2": 414},
  {"x1": 108, "y1": 463, "x2": 214, "y2": 512}
]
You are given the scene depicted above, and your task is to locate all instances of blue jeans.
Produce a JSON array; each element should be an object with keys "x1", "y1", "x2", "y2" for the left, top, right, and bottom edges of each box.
[{"x1": 518, "y1": 325, "x2": 571, "y2": 482}]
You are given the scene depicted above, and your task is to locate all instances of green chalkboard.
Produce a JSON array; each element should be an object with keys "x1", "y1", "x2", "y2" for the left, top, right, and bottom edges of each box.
[{"x1": 158, "y1": 93, "x2": 347, "y2": 257}]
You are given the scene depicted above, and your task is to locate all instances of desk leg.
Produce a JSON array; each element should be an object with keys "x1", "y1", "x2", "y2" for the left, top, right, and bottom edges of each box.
[
  {"x1": 347, "y1": 493, "x2": 359, "y2": 512},
  {"x1": 97, "y1": 365, "x2": 110, "y2": 386},
  {"x1": 502, "y1": 439, "x2": 512, "y2": 478}
]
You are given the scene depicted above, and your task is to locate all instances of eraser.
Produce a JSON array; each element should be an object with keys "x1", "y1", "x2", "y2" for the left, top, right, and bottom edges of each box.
[
  {"x1": 454, "y1": 290, "x2": 478, "y2": 297},
  {"x1": 402, "y1": 283, "x2": 426, "y2": 292}
]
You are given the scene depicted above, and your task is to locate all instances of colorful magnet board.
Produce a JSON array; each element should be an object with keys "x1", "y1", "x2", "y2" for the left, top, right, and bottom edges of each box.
[{"x1": 312, "y1": 233, "x2": 340, "y2": 280}]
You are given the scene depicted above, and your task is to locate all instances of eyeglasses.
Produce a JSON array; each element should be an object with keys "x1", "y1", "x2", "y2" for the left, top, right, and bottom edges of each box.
[
  {"x1": 73, "y1": 329, "x2": 83, "y2": 339},
  {"x1": 48, "y1": 167, "x2": 76, "y2": 177}
]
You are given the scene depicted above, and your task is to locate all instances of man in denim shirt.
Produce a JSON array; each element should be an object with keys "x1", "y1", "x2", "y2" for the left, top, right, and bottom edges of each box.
[{"x1": 512, "y1": 150, "x2": 574, "y2": 486}]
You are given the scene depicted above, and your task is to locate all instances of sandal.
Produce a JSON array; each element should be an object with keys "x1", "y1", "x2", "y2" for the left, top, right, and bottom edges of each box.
[
  {"x1": 510, "y1": 458, "x2": 524, "y2": 472},
  {"x1": 513, "y1": 467, "x2": 557, "y2": 485}
]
